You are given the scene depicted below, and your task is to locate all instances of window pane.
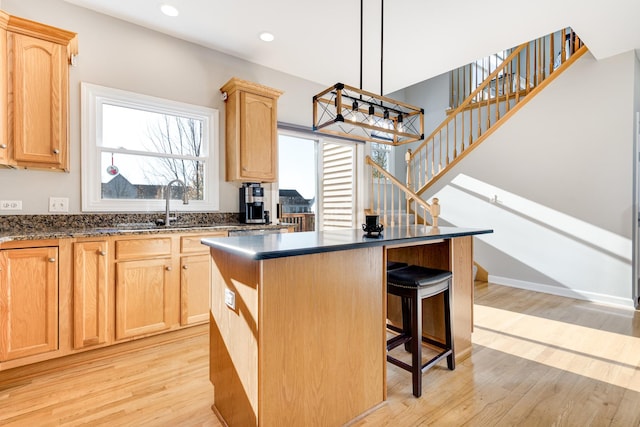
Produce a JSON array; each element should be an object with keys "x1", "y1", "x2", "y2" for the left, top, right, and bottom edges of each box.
[
  {"x1": 81, "y1": 82, "x2": 218, "y2": 212},
  {"x1": 101, "y1": 152, "x2": 205, "y2": 201},
  {"x1": 278, "y1": 135, "x2": 317, "y2": 232},
  {"x1": 102, "y1": 104, "x2": 204, "y2": 157}
]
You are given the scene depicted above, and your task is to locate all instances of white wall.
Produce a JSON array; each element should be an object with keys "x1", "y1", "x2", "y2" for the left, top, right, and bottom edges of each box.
[
  {"x1": 400, "y1": 51, "x2": 637, "y2": 307},
  {"x1": 634, "y1": 52, "x2": 640, "y2": 307},
  {"x1": 0, "y1": 0, "x2": 325, "y2": 214}
]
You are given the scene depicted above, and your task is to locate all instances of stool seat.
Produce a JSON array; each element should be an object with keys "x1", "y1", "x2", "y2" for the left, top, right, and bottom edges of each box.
[
  {"x1": 386, "y1": 264, "x2": 454, "y2": 398},
  {"x1": 386, "y1": 261, "x2": 408, "y2": 271},
  {"x1": 387, "y1": 265, "x2": 451, "y2": 289}
]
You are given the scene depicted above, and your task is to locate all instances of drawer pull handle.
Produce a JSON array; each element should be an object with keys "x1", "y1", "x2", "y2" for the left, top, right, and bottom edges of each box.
[
  {"x1": 182, "y1": 265, "x2": 188, "y2": 270},
  {"x1": 0, "y1": 144, "x2": 6, "y2": 149},
  {"x1": 53, "y1": 149, "x2": 60, "y2": 154},
  {"x1": 99, "y1": 251, "x2": 107, "y2": 256},
  {"x1": 48, "y1": 257, "x2": 56, "y2": 263},
  {"x1": 166, "y1": 266, "x2": 172, "y2": 271}
]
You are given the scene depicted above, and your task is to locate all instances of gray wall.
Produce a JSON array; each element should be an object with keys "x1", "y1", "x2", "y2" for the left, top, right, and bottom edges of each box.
[
  {"x1": 0, "y1": 0, "x2": 325, "y2": 214},
  {"x1": 399, "y1": 51, "x2": 637, "y2": 306}
]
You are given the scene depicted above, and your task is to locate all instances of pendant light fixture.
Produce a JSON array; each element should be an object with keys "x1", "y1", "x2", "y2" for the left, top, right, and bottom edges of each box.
[{"x1": 312, "y1": 0, "x2": 424, "y2": 145}]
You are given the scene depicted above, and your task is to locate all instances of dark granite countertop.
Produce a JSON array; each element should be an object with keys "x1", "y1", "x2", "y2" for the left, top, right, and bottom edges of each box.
[
  {"x1": 201, "y1": 225, "x2": 493, "y2": 260},
  {"x1": 0, "y1": 214, "x2": 287, "y2": 244}
]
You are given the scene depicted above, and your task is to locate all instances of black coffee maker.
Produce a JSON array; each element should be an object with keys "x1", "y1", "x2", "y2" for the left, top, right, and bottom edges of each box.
[{"x1": 239, "y1": 183, "x2": 266, "y2": 224}]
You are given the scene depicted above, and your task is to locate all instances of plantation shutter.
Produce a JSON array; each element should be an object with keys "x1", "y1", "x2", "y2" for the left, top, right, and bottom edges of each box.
[{"x1": 320, "y1": 141, "x2": 355, "y2": 230}]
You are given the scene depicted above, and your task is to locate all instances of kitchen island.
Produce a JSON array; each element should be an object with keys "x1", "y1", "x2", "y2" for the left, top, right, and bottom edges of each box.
[{"x1": 202, "y1": 225, "x2": 492, "y2": 427}]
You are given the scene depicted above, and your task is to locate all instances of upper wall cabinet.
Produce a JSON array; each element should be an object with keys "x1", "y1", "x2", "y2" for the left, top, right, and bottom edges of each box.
[
  {"x1": 220, "y1": 78, "x2": 283, "y2": 182},
  {"x1": 0, "y1": 12, "x2": 77, "y2": 171}
]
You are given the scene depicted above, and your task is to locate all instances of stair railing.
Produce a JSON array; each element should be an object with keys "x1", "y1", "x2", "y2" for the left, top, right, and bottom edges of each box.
[
  {"x1": 366, "y1": 155, "x2": 439, "y2": 227},
  {"x1": 407, "y1": 28, "x2": 586, "y2": 196}
]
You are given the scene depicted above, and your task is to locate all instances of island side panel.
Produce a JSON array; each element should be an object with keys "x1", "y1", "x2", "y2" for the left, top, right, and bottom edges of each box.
[
  {"x1": 450, "y1": 235, "x2": 474, "y2": 360},
  {"x1": 386, "y1": 236, "x2": 475, "y2": 361},
  {"x1": 209, "y1": 247, "x2": 259, "y2": 427},
  {"x1": 259, "y1": 247, "x2": 385, "y2": 427}
]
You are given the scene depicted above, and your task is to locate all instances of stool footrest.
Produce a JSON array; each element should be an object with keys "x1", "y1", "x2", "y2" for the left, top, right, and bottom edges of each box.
[
  {"x1": 386, "y1": 334, "x2": 411, "y2": 351},
  {"x1": 387, "y1": 348, "x2": 453, "y2": 375}
]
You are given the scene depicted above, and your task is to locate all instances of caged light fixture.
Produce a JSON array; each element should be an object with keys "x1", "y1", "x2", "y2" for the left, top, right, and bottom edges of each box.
[{"x1": 312, "y1": 0, "x2": 424, "y2": 146}]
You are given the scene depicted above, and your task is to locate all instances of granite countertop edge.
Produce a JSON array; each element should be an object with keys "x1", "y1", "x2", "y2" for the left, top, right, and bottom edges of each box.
[{"x1": 0, "y1": 223, "x2": 290, "y2": 243}]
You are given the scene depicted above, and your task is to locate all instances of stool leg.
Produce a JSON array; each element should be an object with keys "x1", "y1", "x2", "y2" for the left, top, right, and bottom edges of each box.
[
  {"x1": 444, "y1": 287, "x2": 455, "y2": 370},
  {"x1": 401, "y1": 296, "x2": 412, "y2": 352},
  {"x1": 410, "y1": 291, "x2": 423, "y2": 398}
]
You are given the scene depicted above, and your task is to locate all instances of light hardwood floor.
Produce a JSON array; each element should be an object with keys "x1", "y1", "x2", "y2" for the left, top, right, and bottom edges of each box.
[{"x1": 1, "y1": 282, "x2": 639, "y2": 426}]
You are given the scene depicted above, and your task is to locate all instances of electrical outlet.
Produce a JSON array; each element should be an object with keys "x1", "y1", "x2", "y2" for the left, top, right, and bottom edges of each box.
[
  {"x1": 49, "y1": 197, "x2": 69, "y2": 212},
  {"x1": 224, "y1": 288, "x2": 236, "y2": 310},
  {"x1": 0, "y1": 200, "x2": 22, "y2": 210}
]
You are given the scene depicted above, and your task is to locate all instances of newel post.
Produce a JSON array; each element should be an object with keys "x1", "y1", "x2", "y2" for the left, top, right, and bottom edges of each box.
[{"x1": 430, "y1": 198, "x2": 440, "y2": 227}]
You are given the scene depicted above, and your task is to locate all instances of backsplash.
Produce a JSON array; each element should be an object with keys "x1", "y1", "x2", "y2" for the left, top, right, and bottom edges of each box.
[{"x1": 0, "y1": 212, "x2": 240, "y2": 232}]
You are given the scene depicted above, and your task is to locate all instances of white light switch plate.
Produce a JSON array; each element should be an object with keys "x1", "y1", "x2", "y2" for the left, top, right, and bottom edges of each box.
[
  {"x1": 224, "y1": 288, "x2": 236, "y2": 310},
  {"x1": 49, "y1": 197, "x2": 69, "y2": 212},
  {"x1": 0, "y1": 200, "x2": 22, "y2": 210}
]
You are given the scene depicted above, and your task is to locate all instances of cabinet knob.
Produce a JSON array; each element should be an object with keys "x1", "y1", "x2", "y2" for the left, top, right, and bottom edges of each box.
[
  {"x1": 48, "y1": 257, "x2": 56, "y2": 263},
  {"x1": 98, "y1": 250, "x2": 107, "y2": 256},
  {"x1": 182, "y1": 265, "x2": 188, "y2": 270},
  {"x1": 0, "y1": 144, "x2": 6, "y2": 149},
  {"x1": 53, "y1": 149, "x2": 60, "y2": 154},
  {"x1": 166, "y1": 266, "x2": 172, "y2": 271}
]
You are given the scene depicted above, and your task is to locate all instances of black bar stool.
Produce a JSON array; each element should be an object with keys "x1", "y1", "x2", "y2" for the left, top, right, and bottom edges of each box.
[{"x1": 386, "y1": 265, "x2": 454, "y2": 397}]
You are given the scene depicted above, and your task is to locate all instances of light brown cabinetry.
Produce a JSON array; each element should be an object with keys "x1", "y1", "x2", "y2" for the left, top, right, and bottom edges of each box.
[
  {"x1": 0, "y1": 11, "x2": 77, "y2": 171},
  {"x1": 0, "y1": 246, "x2": 58, "y2": 361},
  {"x1": 179, "y1": 232, "x2": 226, "y2": 325},
  {"x1": 114, "y1": 237, "x2": 175, "y2": 340},
  {"x1": 0, "y1": 229, "x2": 242, "y2": 371},
  {"x1": 73, "y1": 240, "x2": 108, "y2": 349},
  {"x1": 220, "y1": 77, "x2": 283, "y2": 182}
]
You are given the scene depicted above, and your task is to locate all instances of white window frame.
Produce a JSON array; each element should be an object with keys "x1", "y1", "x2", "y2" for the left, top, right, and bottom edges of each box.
[
  {"x1": 277, "y1": 128, "x2": 365, "y2": 230},
  {"x1": 81, "y1": 82, "x2": 219, "y2": 212}
]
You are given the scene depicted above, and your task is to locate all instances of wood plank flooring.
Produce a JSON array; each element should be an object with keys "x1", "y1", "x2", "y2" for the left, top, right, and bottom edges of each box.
[{"x1": 1, "y1": 282, "x2": 639, "y2": 426}]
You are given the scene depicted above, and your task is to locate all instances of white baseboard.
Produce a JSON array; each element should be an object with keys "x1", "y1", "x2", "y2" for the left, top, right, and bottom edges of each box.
[{"x1": 487, "y1": 275, "x2": 636, "y2": 310}]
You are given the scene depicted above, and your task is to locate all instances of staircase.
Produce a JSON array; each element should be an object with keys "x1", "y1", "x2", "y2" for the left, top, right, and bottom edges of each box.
[{"x1": 367, "y1": 28, "x2": 587, "y2": 224}]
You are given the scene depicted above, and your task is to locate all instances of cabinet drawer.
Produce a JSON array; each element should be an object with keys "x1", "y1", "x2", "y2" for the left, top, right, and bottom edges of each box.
[
  {"x1": 116, "y1": 238, "x2": 172, "y2": 260},
  {"x1": 181, "y1": 232, "x2": 227, "y2": 254}
]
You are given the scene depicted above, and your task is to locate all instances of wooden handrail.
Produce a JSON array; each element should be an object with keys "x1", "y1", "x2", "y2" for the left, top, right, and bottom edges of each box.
[
  {"x1": 410, "y1": 44, "x2": 527, "y2": 161},
  {"x1": 366, "y1": 155, "x2": 439, "y2": 226},
  {"x1": 406, "y1": 28, "x2": 585, "y2": 197}
]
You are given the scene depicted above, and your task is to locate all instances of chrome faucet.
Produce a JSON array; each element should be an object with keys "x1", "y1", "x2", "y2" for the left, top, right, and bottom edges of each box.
[{"x1": 164, "y1": 179, "x2": 189, "y2": 226}]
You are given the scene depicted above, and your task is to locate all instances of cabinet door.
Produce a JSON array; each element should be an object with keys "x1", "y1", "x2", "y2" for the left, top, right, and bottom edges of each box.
[
  {"x1": 0, "y1": 26, "x2": 8, "y2": 166},
  {"x1": 10, "y1": 33, "x2": 67, "y2": 169},
  {"x1": 115, "y1": 258, "x2": 173, "y2": 340},
  {"x1": 180, "y1": 254, "x2": 211, "y2": 325},
  {"x1": 73, "y1": 241, "x2": 108, "y2": 349},
  {"x1": 239, "y1": 91, "x2": 277, "y2": 181},
  {"x1": 0, "y1": 247, "x2": 58, "y2": 361}
]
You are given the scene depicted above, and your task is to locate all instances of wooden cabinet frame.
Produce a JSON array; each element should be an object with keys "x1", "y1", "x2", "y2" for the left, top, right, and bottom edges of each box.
[
  {"x1": 0, "y1": 11, "x2": 77, "y2": 171},
  {"x1": 220, "y1": 77, "x2": 282, "y2": 182}
]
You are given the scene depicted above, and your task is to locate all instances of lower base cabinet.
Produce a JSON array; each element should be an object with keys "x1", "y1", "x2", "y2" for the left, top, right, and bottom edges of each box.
[
  {"x1": 73, "y1": 241, "x2": 108, "y2": 349},
  {"x1": 0, "y1": 247, "x2": 59, "y2": 361},
  {"x1": 0, "y1": 229, "x2": 255, "y2": 370},
  {"x1": 180, "y1": 254, "x2": 211, "y2": 325},
  {"x1": 115, "y1": 257, "x2": 174, "y2": 340}
]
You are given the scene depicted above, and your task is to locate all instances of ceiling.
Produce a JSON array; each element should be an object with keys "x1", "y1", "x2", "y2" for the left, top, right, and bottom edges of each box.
[{"x1": 62, "y1": 0, "x2": 640, "y2": 94}]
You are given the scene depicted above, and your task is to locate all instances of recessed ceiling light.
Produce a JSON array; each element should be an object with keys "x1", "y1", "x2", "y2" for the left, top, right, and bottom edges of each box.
[
  {"x1": 259, "y1": 32, "x2": 275, "y2": 42},
  {"x1": 160, "y1": 4, "x2": 179, "y2": 17}
]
